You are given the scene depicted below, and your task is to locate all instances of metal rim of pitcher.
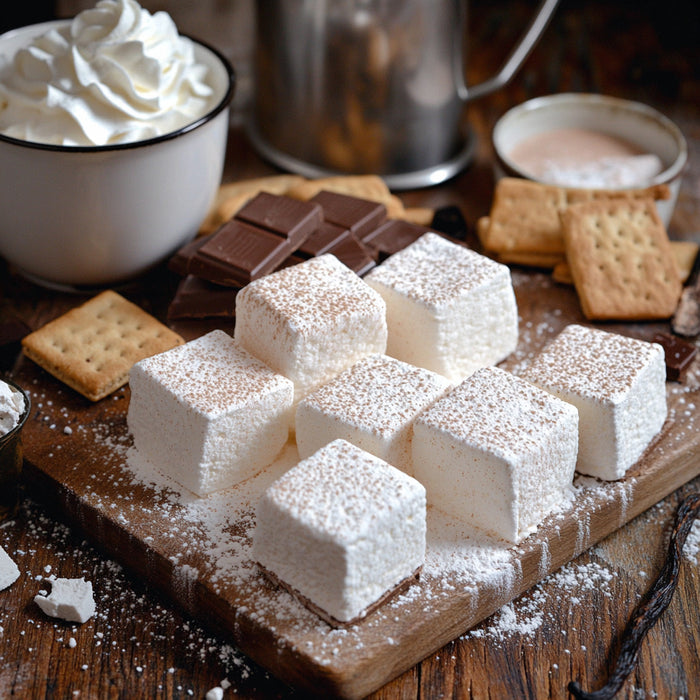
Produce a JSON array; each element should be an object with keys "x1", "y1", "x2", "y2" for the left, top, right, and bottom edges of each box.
[{"x1": 247, "y1": 120, "x2": 477, "y2": 191}]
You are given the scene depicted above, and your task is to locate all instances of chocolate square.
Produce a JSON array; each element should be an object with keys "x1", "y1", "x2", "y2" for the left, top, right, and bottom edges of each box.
[
  {"x1": 190, "y1": 220, "x2": 296, "y2": 287},
  {"x1": 652, "y1": 332, "x2": 697, "y2": 382},
  {"x1": 236, "y1": 192, "x2": 322, "y2": 246},
  {"x1": 310, "y1": 190, "x2": 387, "y2": 239}
]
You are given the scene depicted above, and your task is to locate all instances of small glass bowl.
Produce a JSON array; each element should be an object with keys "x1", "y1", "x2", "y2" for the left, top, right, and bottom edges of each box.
[{"x1": 0, "y1": 377, "x2": 30, "y2": 521}]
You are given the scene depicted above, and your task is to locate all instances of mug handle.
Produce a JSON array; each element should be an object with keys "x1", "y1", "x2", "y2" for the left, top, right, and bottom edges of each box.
[{"x1": 455, "y1": 0, "x2": 560, "y2": 102}]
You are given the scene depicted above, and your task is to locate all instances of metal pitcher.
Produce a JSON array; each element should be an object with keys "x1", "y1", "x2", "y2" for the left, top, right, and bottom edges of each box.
[{"x1": 248, "y1": 0, "x2": 559, "y2": 188}]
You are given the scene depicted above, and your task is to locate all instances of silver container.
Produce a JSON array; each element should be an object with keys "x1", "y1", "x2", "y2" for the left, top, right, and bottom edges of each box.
[{"x1": 249, "y1": 0, "x2": 558, "y2": 188}]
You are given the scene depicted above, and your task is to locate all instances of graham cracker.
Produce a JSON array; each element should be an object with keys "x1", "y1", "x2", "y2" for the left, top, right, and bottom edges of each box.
[
  {"x1": 483, "y1": 177, "x2": 672, "y2": 257},
  {"x1": 552, "y1": 261, "x2": 574, "y2": 285},
  {"x1": 562, "y1": 198, "x2": 682, "y2": 320},
  {"x1": 495, "y1": 250, "x2": 566, "y2": 269},
  {"x1": 671, "y1": 240, "x2": 700, "y2": 283},
  {"x1": 483, "y1": 178, "x2": 568, "y2": 255},
  {"x1": 286, "y1": 174, "x2": 391, "y2": 204},
  {"x1": 22, "y1": 290, "x2": 184, "y2": 401},
  {"x1": 400, "y1": 206, "x2": 435, "y2": 227}
]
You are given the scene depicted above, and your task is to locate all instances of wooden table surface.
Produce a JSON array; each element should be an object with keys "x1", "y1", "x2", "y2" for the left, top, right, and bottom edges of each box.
[{"x1": 1, "y1": 1, "x2": 699, "y2": 698}]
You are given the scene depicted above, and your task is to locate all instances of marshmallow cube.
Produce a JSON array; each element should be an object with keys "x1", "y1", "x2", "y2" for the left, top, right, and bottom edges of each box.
[
  {"x1": 234, "y1": 255, "x2": 387, "y2": 403},
  {"x1": 413, "y1": 366, "x2": 579, "y2": 543},
  {"x1": 128, "y1": 330, "x2": 294, "y2": 496},
  {"x1": 253, "y1": 439, "x2": 426, "y2": 624},
  {"x1": 364, "y1": 233, "x2": 518, "y2": 382},
  {"x1": 296, "y1": 354, "x2": 450, "y2": 474},
  {"x1": 521, "y1": 324, "x2": 667, "y2": 480}
]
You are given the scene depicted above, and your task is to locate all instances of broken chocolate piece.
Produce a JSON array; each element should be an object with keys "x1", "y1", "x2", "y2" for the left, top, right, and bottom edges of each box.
[
  {"x1": 361, "y1": 220, "x2": 431, "y2": 261},
  {"x1": 298, "y1": 222, "x2": 352, "y2": 258},
  {"x1": 167, "y1": 275, "x2": 239, "y2": 320},
  {"x1": 310, "y1": 190, "x2": 387, "y2": 239},
  {"x1": 168, "y1": 234, "x2": 209, "y2": 276},
  {"x1": 652, "y1": 332, "x2": 697, "y2": 381},
  {"x1": 325, "y1": 234, "x2": 376, "y2": 276}
]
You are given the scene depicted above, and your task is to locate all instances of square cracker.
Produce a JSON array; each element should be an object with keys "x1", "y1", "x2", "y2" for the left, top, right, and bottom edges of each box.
[
  {"x1": 483, "y1": 178, "x2": 568, "y2": 255},
  {"x1": 483, "y1": 178, "x2": 671, "y2": 256},
  {"x1": 562, "y1": 198, "x2": 682, "y2": 320},
  {"x1": 22, "y1": 290, "x2": 184, "y2": 401}
]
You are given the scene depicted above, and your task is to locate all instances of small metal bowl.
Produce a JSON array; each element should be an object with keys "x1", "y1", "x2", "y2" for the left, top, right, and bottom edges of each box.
[{"x1": 0, "y1": 377, "x2": 30, "y2": 520}]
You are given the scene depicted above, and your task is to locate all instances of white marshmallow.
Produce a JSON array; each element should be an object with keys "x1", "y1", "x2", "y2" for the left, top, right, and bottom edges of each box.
[
  {"x1": 0, "y1": 544, "x2": 19, "y2": 590},
  {"x1": 413, "y1": 366, "x2": 578, "y2": 543},
  {"x1": 234, "y1": 255, "x2": 387, "y2": 404},
  {"x1": 521, "y1": 324, "x2": 667, "y2": 481},
  {"x1": 127, "y1": 330, "x2": 294, "y2": 496},
  {"x1": 296, "y1": 354, "x2": 450, "y2": 474},
  {"x1": 34, "y1": 577, "x2": 95, "y2": 623},
  {"x1": 364, "y1": 232, "x2": 518, "y2": 382},
  {"x1": 253, "y1": 439, "x2": 426, "y2": 624}
]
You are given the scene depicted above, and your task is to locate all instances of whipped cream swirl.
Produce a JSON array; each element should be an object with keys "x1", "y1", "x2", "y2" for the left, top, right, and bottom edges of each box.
[{"x1": 0, "y1": 0, "x2": 217, "y2": 146}]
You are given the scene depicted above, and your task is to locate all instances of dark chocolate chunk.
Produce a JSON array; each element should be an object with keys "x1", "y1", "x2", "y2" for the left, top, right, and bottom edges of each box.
[
  {"x1": 310, "y1": 190, "x2": 387, "y2": 239},
  {"x1": 431, "y1": 205, "x2": 469, "y2": 241},
  {"x1": 298, "y1": 222, "x2": 352, "y2": 258},
  {"x1": 167, "y1": 275, "x2": 239, "y2": 320},
  {"x1": 236, "y1": 192, "x2": 322, "y2": 246},
  {"x1": 189, "y1": 219, "x2": 297, "y2": 287},
  {"x1": 325, "y1": 234, "x2": 376, "y2": 276},
  {"x1": 168, "y1": 234, "x2": 209, "y2": 276},
  {"x1": 361, "y1": 219, "x2": 431, "y2": 261},
  {"x1": 652, "y1": 332, "x2": 697, "y2": 381}
]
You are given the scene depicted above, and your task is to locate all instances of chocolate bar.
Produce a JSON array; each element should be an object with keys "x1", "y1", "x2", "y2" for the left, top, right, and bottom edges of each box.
[
  {"x1": 167, "y1": 275, "x2": 239, "y2": 320},
  {"x1": 187, "y1": 194, "x2": 322, "y2": 287},
  {"x1": 361, "y1": 220, "x2": 431, "y2": 261},
  {"x1": 168, "y1": 234, "x2": 208, "y2": 276},
  {"x1": 310, "y1": 190, "x2": 387, "y2": 239},
  {"x1": 324, "y1": 234, "x2": 376, "y2": 276},
  {"x1": 652, "y1": 332, "x2": 697, "y2": 382},
  {"x1": 189, "y1": 220, "x2": 298, "y2": 287},
  {"x1": 298, "y1": 222, "x2": 352, "y2": 258},
  {"x1": 236, "y1": 192, "x2": 323, "y2": 246}
]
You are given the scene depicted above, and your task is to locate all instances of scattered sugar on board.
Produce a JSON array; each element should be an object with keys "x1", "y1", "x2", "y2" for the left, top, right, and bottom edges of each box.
[
  {"x1": 18, "y1": 287, "x2": 700, "y2": 676},
  {"x1": 0, "y1": 498, "x2": 265, "y2": 696}
]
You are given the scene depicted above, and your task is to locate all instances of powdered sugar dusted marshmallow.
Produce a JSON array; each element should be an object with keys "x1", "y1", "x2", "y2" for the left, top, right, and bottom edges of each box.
[
  {"x1": 521, "y1": 324, "x2": 667, "y2": 480},
  {"x1": 128, "y1": 330, "x2": 294, "y2": 496},
  {"x1": 413, "y1": 366, "x2": 578, "y2": 543},
  {"x1": 364, "y1": 233, "x2": 518, "y2": 382},
  {"x1": 234, "y1": 255, "x2": 387, "y2": 403},
  {"x1": 296, "y1": 354, "x2": 450, "y2": 474},
  {"x1": 253, "y1": 439, "x2": 426, "y2": 625}
]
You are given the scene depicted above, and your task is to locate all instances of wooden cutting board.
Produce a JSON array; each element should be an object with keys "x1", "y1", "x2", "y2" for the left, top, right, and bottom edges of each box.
[{"x1": 15, "y1": 270, "x2": 700, "y2": 699}]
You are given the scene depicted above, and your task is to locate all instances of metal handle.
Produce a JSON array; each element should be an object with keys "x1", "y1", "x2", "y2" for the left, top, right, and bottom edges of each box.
[{"x1": 455, "y1": 0, "x2": 560, "y2": 103}]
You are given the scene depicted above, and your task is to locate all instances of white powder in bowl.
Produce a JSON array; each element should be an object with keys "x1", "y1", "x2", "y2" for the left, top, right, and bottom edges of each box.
[{"x1": 0, "y1": 380, "x2": 25, "y2": 437}]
